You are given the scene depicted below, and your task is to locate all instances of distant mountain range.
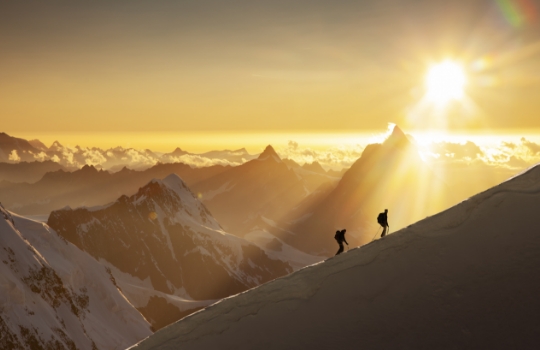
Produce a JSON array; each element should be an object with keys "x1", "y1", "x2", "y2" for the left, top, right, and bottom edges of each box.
[
  {"x1": 0, "y1": 132, "x2": 257, "y2": 171},
  {"x1": 0, "y1": 204, "x2": 151, "y2": 350},
  {"x1": 192, "y1": 145, "x2": 340, "y2": 235},
  {"x1": 47, "y1": 174, "x2": 292, "y2": 330},
  {"x1": 0, "y1": 162, "x2": 229, "y2": 215},
  {"x1": 0, "y1": 160, "x2": 66, "y2": 183},
  {"x1": 0, "y1": 147, "x2": 340, "y2": 224}
]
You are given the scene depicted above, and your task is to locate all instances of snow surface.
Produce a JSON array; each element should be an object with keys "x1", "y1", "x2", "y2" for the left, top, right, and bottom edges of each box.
[
  {"x1": 152, "y1": 174, "x2": 223, "y2": 231},
  {"x1": 0, "y1": 207, "x2": 151, "y2": 350},
  {"x1": 23, "y1": 214, "x2": 49, "y2": 222},
  {"x1": 130, "y1": 163, "x2": 540, "y2": 349},
  {"x1": 101, "y1": 262, "x2": 216, "y2": 314},
  {"x1": 244, "y1": 229, "x2": 323, "y2": 270}
]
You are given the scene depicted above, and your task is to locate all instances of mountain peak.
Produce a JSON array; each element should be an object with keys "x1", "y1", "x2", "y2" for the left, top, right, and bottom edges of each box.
[
  {"x1": 383, "y1": 125, "x2": 411, "y2": 149},
  {"x1": 50, "y1": 140, "x2": 63, "y2": 149},
  {"x1": 162, "y1": 173, "x2": 187, "y2": 192},
  {"x1": 302, "y1": 161, "x2": 326, "y2": 174},
  {"x1": 170, "y1": 147, "x2": 188, "y2": 156},
  {"x1": 28, "y1": 139, "x2": 48, "y2": 151},
  {"x1": 146, "y1": 174, "x2": 189, "y2": 199},
  {"x1": 258, "y1": 145, "x2": 281, "y2": 161},
  {"x1": 80, "y1": 164, "x2": 98, "y2": 173}
]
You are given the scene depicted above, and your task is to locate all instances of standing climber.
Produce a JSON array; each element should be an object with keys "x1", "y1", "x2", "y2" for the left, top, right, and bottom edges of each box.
[
  {"x1": 378, "y1": 209, "x2": 389, "y2": 237},
  {"x1": 334, "y1": 229, "x2": 348, "y2": 255}
]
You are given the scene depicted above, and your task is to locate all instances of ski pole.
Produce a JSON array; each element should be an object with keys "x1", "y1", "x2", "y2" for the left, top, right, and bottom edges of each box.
[{"x1": 371, "y1": 226, "x2": 381, "y2": 242}]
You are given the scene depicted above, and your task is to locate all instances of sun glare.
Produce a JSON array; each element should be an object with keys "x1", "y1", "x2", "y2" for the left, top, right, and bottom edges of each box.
[{"x1": 425, "y1": 60, "x2": 467, "y2": 105}]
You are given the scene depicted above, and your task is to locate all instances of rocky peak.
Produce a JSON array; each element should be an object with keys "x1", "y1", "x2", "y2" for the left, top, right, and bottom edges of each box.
[
  {"x1": 29, "y1": 139, "x2": 48, "y2": 151},
  {"x1": 170, "y1": 147, "x2": 188, "y2": 156},
  {"x1": 80, "y1": 164, "x2": 98, "y2": 173},
  {"x1": 51, "y1": 140, "x2": 63, "y2": 147},
  {"x1": 258, "y1": 145, "x2": 281, "y2": 162},
  {"x1": 382, "y1": 125, "x2": 411, "y2": 150},
  {"x1": 302, "y1": 161, "x2": 326, "y2": 174}
]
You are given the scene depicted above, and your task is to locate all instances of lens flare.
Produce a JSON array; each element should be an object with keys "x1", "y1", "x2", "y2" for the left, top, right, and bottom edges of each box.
[{"x1": 496, "y1": 0, "x2": 538, "y2": 27}]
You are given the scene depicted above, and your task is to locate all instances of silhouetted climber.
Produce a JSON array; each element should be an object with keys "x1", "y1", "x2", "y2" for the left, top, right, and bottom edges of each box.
[
  {"x1": 378, "y1": 209, "x2": 389, "y2": 237},
  {"x1": 334, "y1": 229, "x2": 348, "y2": 255}
]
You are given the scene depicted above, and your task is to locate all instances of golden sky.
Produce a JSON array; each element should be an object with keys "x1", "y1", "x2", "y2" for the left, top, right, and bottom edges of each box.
[{"x1": 1, "y1": 0, "x2": 540, "y2": 140}]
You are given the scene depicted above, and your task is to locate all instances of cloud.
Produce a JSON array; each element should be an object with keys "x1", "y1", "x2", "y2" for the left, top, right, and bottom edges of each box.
[
  {"x1": 278, "y1": 142, "x2": 365, "y2": 170},
  {"x1": 8, "y1": 150, "x2": 20, "y2": 162},
  {"x1": 427, "y1": 141, "x2": 484, "y2": 161},
  {"x1": 288, "y1": 140, "x2": 298, "y2": 150},
  {"x1": 161, "y1": 154, "x2": 240, "y2": 168},
  {"x1": 418, "y1": 137, "x2": 540, "y2": 172},
  {"x1": 34, "y1": 152, "x2": 48, "y2": 162},
  {"x1": 16, "y1": 134, "x2": 540, "y2": 177},
  {"x1": 521, "y1": 137, "x2": 540, "y2": 155},
  {"x1": 82, "y1": 148, "x2": 107, "y2": 166},
  {"x1": 506, "y1": 155, "x2": 531, "y2": 169},
  {"x1": 61, "y1": 147, "x2": 75, "y2": 165}
]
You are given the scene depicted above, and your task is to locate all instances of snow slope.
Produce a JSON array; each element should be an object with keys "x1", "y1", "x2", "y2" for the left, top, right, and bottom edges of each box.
[
  {"x1": 130, "y1": 163, "x2": 540, "y2": 349},
  {"x1": 0, "y1": 204, "x2": 151, "y2": 350}
]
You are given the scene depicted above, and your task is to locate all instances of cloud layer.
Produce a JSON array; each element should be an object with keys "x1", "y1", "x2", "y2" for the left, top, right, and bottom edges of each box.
[{"x1": 5, "y1": 135, "x2": 540, "y2": 179}]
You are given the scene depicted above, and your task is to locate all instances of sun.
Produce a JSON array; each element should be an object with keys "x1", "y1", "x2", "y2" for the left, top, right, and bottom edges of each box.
[{"x1": 425, "y1": 60, "x2": 467, "y2": 105}]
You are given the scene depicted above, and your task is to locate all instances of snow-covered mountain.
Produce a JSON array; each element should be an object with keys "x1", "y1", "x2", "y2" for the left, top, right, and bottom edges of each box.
[
  {"x1": 129, "y1": 161, "x2": 540, "y2": 350},
  {"x1": 0, "y1": 204, "x2": 152, "y2": 350},
  {"x1": 47, "y1": 174, "x2": 292, "y2": 330}
]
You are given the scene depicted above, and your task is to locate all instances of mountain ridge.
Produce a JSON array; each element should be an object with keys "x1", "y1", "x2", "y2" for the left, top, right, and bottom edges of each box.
[
  {"x1": 0, "y1": 204, "x2": 152, "y2": 350},
  {"x1": 47, "y1": 174, "x2": 292, "y2": 330}
]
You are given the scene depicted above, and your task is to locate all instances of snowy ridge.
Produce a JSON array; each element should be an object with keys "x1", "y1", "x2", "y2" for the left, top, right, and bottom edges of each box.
[
  {"x1": 0, "y1": 206, "x2": 151, "y2": 350},
  {"x1": 130, "y1": 163, "x2": 540, "y2": 349},
  {"x1": 144, "y1": 174, "x2": 222, "y2": 231},
  {"x1": 244, "y1": 229, "x2": 323, "y2": 270},
  {"x1": 103, "y1": 263, "x2": 216, "y2": 315},
  {"x1": 410, "y1": 162, "x2": 540, "y2": 235}
]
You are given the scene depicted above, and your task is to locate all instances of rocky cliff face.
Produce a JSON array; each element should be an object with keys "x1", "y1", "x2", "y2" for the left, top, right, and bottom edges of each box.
[{"x1": 48, "y1": 174, "x2": 292, "y2": 329}]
